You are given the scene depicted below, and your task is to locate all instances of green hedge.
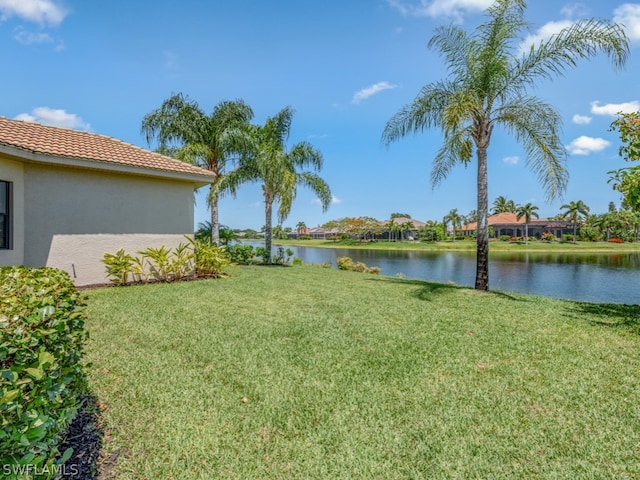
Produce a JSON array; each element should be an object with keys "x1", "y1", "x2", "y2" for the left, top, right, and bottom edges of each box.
[{"x1": 0, "y1": 266, "x2": 88, "y2": 477}]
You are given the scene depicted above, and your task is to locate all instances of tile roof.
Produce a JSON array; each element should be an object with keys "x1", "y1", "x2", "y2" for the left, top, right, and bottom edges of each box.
[
  {"x1": 461, "y1": 212, "x2": 550, "y2": 231},
  {"x1": 0, "y1": 116, "x2": 214, "y2": 179}
]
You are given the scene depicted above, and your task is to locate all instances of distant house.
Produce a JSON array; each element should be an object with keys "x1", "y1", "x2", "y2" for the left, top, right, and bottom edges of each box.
[
  {"x1": 381, "y1": 217, "x2": 425, "y2": 240},
  {"x1": 459, "y1": 212, "x2": 574, "y2": 239},
  {"x1": 0, "y1": 117, "x2": 213, "y2": 286}
]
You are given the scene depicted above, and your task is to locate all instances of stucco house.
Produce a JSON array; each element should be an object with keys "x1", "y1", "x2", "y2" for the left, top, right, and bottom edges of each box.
[
  {"x1": 0, "y1": 117, "x2": 213, "y2": 286},
  {"x1": 459, "y1": 212, "x2": 575, "y2": 239}
]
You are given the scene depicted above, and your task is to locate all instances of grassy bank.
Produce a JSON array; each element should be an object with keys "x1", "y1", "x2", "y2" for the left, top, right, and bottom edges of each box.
[
  {"x1": 85, "y1": 266, "x2": 640, "y2": 479},
  {"x1": 274, "y1": 238, "x2": 640, "y2": 253}
]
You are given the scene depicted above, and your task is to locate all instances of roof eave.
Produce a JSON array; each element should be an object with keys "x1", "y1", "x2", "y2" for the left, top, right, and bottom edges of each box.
[{"x1": 0, "y1": 143, "x2": 214, "y2": 187}]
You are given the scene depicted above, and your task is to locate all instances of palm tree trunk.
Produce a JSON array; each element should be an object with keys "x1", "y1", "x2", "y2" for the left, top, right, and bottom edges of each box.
[
  {"x1": 264, "y1": 195, "x2": 273, "y2": 265},
  {"x1": 573, "y1": 221, "x2": 577, "y2": 244},
  {"x1": 525, "y1": 223, "x2": 528, "y2": 244},
  {"x1": 210, "y1": 191, "x2": 220, "y2": 245},
  {"x1": 476, "y1": 147, "x2": 489, "y2": 291}
]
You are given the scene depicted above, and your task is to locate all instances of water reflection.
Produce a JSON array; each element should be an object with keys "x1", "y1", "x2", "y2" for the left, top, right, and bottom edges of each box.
[{"x1": 266, "y1": 243, "x2": 639, "y2": 304}]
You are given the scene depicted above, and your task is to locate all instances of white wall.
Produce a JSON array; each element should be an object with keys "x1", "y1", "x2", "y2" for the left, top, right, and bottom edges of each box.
[{"x1": 0, "y1": 158, "x2": 25, "y2": 266}]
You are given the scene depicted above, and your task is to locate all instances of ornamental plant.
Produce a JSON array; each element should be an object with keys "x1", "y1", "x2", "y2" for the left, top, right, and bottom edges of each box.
[{"x1": 0, "y1": 267, "x2": 88, "y2": 476}]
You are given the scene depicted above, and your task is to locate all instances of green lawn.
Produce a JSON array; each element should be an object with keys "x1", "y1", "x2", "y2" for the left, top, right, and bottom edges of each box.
[
  {"x1": 85, "y1": 266, "x2": 640, "y2": 479},
  {"x1": 275, "y1": 238, "x2": 640, "y2": 253}
]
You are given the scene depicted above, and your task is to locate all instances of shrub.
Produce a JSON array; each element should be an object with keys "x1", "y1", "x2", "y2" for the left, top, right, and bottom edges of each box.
[
  {"x1": 499, "y1": 235, "x2": 511, "y2": 242},
  {"x1": 227, "y1": 244, "x2": 256, "y2": 265},
  {"x1": 336, "y1": 256, "x2": 380, "y2": 274},
  {"x1": 608, "y1": 237, "x2": 624, "y2": 243},
  {"x1": 541, "y1": 232, "x2": 556, "y2": 242},
  {"x1": 189, "y1": 239, "x2": 230, "y2": 277},
  {"x1": 0, "y1": 267, "x2": 87, "y2": 475},
  {"x1": 562, "y1": 234, "x2": 575, "y2": 242},
  {"x1": 255, "y1": 247, "x2": 270, "y2": 264},
  {"x1": 337, "y1": 256, "x2": 355, "y2": 271},
  {"x1": 100, "y1": 248, "x2": 135, "y2": 285},
  {"x1": 298, "y1": 235, "x2": 312, "y2": 240}
]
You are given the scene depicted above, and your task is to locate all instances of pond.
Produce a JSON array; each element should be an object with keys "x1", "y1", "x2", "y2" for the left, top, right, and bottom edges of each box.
[{"x1": 269, "y1": 244, "x2": 640, "y2": 304}]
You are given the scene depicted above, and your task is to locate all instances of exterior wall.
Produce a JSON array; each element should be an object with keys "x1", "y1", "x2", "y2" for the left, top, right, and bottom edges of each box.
[
  {"x1": 21, "y1": 163, "x2": 197, "y2": 285},
  {"x1": 0, "y1": 158, "x2": 25, "y2": 266},
  {"x1": 46, "y1": 234, "x2": 191, "y2": 286}
]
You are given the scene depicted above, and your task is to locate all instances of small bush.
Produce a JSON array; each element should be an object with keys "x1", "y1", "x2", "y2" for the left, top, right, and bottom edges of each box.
[
  {"x1": 336, "y1": 256, "x2": 380, "y2": 274},
  {"x1": 499, "y1": 235, "x2": 511, "y2": 242},
  {"x1": 608, "y1": 237, "x2": 624, "y2": 243},
  {"x1": 227, "y1": 244, "x2": 255, "y2": 265},
  {"x1": 298, "y1": 235, "x2": 312, "y2": 240},
  {"x1": 541, "y1": 232, "x2": 556, "y2": 242},
  {"x1": 562, "y1": 234, "x2": 575, "y2": 242},
  {"x1": 0, "y1": 267, "x2": 88, "y2": 475}
]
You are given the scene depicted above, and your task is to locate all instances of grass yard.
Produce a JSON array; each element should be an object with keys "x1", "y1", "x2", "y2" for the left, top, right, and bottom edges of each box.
[
  {"x1": 84, "y1": 266, "x2": 640, "y2": 479},
  {"x1": 276, "y1": 238, "x2": 640, "y2": 253}
]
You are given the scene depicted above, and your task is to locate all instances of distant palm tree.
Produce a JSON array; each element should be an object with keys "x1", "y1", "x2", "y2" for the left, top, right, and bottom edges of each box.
[
  {"x1": 141, "y1": 94, "x2": 254, "y2": 244},
  {"x1": 296, "y1": 221, "x2": 307, "y2": 236},
  {"x1": 444, "y1": 208, "x2": 463, "y2": 241},
  {"x1": 382, "y1": 0, "x2": 628, "y2": 290},
  {"x1": 515, "y1": 203, "x2": 539, "y2": 244},
  {"x1": 492, "y1": 196, "x2": 516, "y2": 215},
  {"x1": 218, "y1": 107, "x2": 331, "y2": 262},
  {"x1": 560, "y1": 200, "x2": 590, "y2": 243}
]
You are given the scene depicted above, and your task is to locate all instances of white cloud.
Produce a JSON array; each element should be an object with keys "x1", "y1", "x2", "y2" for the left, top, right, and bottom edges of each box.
[
  {"x1": 387, "y1": 0, "x2": 492, "y2": 20},
  {"x1": 614, "y1": 3, "x2": 640, "y2": 42},
  {"x1": 572, "y1": 114, "x2": 592, "y2": 125},
  {"x1": 14, "y1": 107, "x2": 90, "y2": 130},
  {"x1": 352, "y1": 81, "x2": 398, "y2": 104},
  {"x1": 590, "y1": 100, "x2": 640, "y2": 116},
  {"x1": 314, "y1": 195, "x2": 341, "y2": 206},
  {"x1": 566, "y1": 136, "x2": 611, "y2": 155},
  {"x1": 13, "y1": 28, "x2": 52, "y2": 45},
  {"x1": 502, "y1": 156, "x2": 519, "y2": 165},
  {"x1": 560, "y1": 3, "x2": 590, "y2": 19},
  {"x1": 519, "y1": 20, "x2": 574, "y2": 55},
  {"x1": 0, "y1": 0, "x2": 67, "y2": 26}
]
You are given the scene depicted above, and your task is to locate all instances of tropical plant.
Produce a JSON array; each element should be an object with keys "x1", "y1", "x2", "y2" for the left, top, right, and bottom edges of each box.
[
  {"x1": 382, "y1": 0, "x2": 628, "y2": 290},
  {"x1": 560, "y1": 200, "x2": 590, "y2": 244},
  {"x1": 492, "y1": 196, "x2": 516, "y2": 214},
  {"x1": 218, "y1": 107, "x2": 332, "y2": 262},
  {"x1": 141, "y1": 94, "x2": 254, "y2": 244},
  {"x1": 609, "y1": 112, "x2": 640, "y2": 211},
  {"x1": 219, "y1": 227, "x2": 238, "y2": 246},
  {"x1": 187, "y1": 238, "x2": 230, "y2": 277},
  {"x1": 101, "y1": 248, "x2": 135, "y2": 285},
  {"x1": 515, "y1": 202, "x2": 539, "y2": 244},
  {"x1": 296, "y1": 221, "x2": 307, "y2": 236},
  {"x1": 444, "y1": 208, "x2": 463, "y2": 241},
  {"x1": 226, "y1": 244, "x2": 256, "y2": 264}
]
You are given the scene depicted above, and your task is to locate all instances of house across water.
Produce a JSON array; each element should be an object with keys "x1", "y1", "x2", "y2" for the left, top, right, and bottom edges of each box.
[{"x1": 459, "y1": 212, "x2": 575, "y2": 239}]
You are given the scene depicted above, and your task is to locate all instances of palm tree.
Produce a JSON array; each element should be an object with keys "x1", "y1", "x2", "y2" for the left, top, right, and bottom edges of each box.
[
  {"x1": 296, "y1": 221, "x2": 307, "y2": 237},
  {"x1": 515, "y1": 202, "x2": 539, "y2": 244},
  {"x1": 560, "y1": 200, "x2": 590, "y2": 243},
  {"x1": 382, "y1": 0, "x2": 628, "y2": 290},
  {"x1": 141, "y1": 94, "x2": 254, "y2": 244},
  {"x1": 219, "y1": 107, "x2": 331, "y2": 262},
  {"x1": 492, "y1": 196, "x2": 516, "y2": 214},
  {"x1": 444, "y1": 208, "x2": 463, "y2": 241}
]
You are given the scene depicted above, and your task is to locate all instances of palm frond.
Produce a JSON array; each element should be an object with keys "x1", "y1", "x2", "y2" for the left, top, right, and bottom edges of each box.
[{"x1": 495, "y1": 97, "x2": 568, "y2": 200}]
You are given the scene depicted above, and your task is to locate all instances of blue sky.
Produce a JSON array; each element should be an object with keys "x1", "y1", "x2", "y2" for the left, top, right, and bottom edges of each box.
[{"x1": 2, "y1": 0, "x2": 640, "y2": 230}]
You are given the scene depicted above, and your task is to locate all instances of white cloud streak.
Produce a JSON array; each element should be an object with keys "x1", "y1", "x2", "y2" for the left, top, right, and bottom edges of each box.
[
  {"x1": 572, "y1": 114, "x2": 592, "y2": 125},
  {"x1": 386, "y1": 0, "x2": 492, "y2": 20},
  {"x1": 314, "y1": 195, "x2": 341, "y2": 206},
  {"x1": 352, "y1": 81, "x2": 397, "y2": 104},
  {"x1": 590, "y1": 100, "x2": 640, "y2": 116},
  {"x1": 566, "y1": 136, "x2": 611, "y2": 155},
  {"x1": 502, "y1": 156, "x2": 519, "y2": 165},
  {"x1": 14, "y1": 107, "x2": 90, "y2": 130},
  {"x1": 0, "y1": 0, "x2": 67, "y2": 26},
  {"x1": 614, "y1": 3, "x2": 640, "y2": 42},
  {"x1": 519, "y1": 20, "x2": 574, "y2": 55}
]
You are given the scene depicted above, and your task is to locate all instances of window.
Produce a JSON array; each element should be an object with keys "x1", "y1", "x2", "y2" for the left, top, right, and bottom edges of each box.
[{"x1": 0, "y1": 180, "x2": 11, "y2": 249}]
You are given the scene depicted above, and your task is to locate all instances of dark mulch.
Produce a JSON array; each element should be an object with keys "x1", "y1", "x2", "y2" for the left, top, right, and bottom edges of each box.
[{"x1": 57, "y1": 394, "x2": 119, "y2": 480}]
